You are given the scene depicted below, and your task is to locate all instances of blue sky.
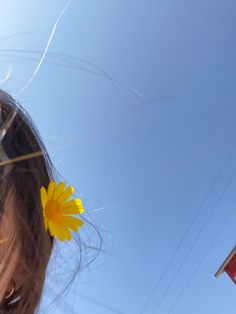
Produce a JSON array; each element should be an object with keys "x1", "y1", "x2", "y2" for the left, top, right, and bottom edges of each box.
[{"x1": 1, "y1": 0, "x2": 236, "y2": 313}]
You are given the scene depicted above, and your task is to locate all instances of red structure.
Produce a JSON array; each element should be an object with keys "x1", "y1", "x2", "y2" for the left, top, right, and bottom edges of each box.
[{"x1": 215, "y1": 246, "x2": 236, "y2": 284}]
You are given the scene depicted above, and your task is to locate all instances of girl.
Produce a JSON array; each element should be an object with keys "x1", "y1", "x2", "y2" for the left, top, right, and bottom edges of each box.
[{"x1": 0, "y1": 89, "x2": 93, "y2": 313}]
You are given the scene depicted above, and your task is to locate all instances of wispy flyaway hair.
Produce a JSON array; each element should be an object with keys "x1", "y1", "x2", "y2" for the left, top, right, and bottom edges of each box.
[{"x1": 0, "y1": 89, "x2": 102, "y2": 313}]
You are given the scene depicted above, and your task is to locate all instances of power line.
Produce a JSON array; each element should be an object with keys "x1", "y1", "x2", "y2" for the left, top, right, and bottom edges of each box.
[
  {"x1": 167, "y1": 204, "x2": 236, "y2": 314},
  {"x1": 139, "y1": 144, "x2": 236, "y2": 314},
  {"x1": 152, "y1": 169, "x2": 236, "y2": 313}
]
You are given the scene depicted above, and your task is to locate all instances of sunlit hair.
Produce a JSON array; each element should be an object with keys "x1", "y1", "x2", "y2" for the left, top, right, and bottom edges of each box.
[{"x1": 0, "y1": 89, "x2": 102, "y2": 313}]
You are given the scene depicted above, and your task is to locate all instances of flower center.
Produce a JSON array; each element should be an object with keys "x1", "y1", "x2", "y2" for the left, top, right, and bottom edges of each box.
[{"x1": 45, "y1": 200, "x2": 63, "y2": 223}]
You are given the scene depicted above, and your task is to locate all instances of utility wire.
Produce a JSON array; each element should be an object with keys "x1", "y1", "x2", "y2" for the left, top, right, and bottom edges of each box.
[
  {"x1": 139, "y1": 144, "x2": 236, "y2": 314},
  {"x1": 167, "y1": 204, "x2": 236, "y2": 313},
  {"x1": 153, "y1": 169, "x2": 236, "y2": 313}
]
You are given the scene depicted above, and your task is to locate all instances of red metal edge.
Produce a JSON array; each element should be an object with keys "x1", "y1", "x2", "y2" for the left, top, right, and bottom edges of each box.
[{"x1": 215, "y1": 246, "x2": 236, "y2": 278}]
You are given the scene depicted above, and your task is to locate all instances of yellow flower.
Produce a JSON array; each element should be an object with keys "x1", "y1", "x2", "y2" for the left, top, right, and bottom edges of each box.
[{"x1": 40, "y1": 181, "x2": 85, "y2": 241}]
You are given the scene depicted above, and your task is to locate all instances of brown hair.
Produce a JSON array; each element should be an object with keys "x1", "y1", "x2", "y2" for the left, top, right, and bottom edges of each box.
[{"x1": 0, "y1": 89, "x2": 101, "y2": 313}]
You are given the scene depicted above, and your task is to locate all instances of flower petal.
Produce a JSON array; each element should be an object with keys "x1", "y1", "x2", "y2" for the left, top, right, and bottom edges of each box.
[
  {"x1": 63, "y1": 198, "x2": 85, "y2": 214},
  {"x1": 62, "y1": 207, "x2": 82, "y2": 215},
  {"x1": 57, "y1": 186, "x2": 74, "y2": 204},
  {"x1": 44, "y1": 217, "x2": 49, "y2": 231},
  {"x1": 52, "y1": 223, "x2": 64, "y2": 241},
  {"x1": 56, "y1": 225, "x2": 69, "y2": 241},
  {"x1": 47, "y1": 181, "x2": 57, "y2": 200},
  {"x1": 53, "y1": 182, "x2": 66, "y2": 200},
  {"x1": 40, "y1": 187, "x2": 47, "y2": 210},
  {"x1": 48, "y1": 220, "x2": 56, "y2": 237},
  {"x1": 59, "y1": 225, "x2": 72, "y2": 241},
  {"x1": 62, "y1": 215, "x2": 84, "y2": 232}
]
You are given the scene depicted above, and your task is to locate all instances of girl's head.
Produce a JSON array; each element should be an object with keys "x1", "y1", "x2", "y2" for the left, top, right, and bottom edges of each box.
[{"x1": 0, "y1": 89, "x2": 55, "y2": 313}]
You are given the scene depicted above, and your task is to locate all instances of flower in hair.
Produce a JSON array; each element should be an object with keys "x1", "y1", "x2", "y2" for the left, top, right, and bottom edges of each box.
[{"x1": 40, "y1": 181, "x2": 85, "y2": 241}]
